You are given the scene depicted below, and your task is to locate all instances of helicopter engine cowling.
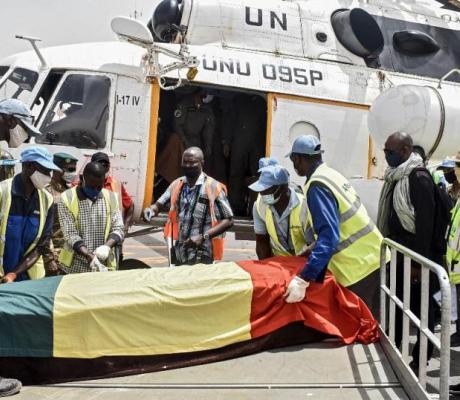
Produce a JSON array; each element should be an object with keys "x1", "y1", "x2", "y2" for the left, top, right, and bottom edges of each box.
[{"x1": 368, "y1": 84, "x2": 460, "y2": 160}]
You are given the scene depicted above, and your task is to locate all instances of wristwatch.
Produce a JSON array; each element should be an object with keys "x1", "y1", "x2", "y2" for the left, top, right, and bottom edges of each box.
[{"x1": 203, "y1": 233, "x2": 210, "y2": 241}]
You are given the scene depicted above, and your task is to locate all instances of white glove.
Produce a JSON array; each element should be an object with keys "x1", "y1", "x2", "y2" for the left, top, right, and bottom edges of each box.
[
  {"x1": 143, "y1": 207, "x2": 154, "y2": 222},
  {"x1": 95, "y1": 245, "x2": 111, "y2": 262},
  {"x1": 90, "y1": 256, "x2": 108, "y2": 272},
  {"x1": 284, "y1": 276, "x2": 310, "y2": 303}
]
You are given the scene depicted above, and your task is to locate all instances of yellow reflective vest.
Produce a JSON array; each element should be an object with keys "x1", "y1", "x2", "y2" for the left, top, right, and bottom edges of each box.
[
  {"x1": 447, "y1": 199, "x2": 460, "y2": 284},
  {"x1": 255, "y1": 191, "x2": 312, "y2": 256},
  {"x1": 304, "y1": 164, "x2": 386, "y2": 287},
  {"x1": 0, "y1": 178, "x2": 53, "y2": 280},
  {"x1": 59, "y1": 187, "x2": 119, "y2": 271}
]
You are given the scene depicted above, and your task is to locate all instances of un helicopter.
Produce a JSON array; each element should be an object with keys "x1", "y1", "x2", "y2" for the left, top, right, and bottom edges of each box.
[{"x1": 0, "y1": 0, "x2": 459, "y2": 223}]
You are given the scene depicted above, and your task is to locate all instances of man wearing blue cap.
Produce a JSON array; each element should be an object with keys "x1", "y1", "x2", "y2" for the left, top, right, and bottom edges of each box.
[
  {"x1": 258, "y1": 157, "x2": 279, "y2": 170},
  {"x1": 437, "y1": 157, "x2": 460, "y2": 201},
  {"x1": 249, "y1": 165, "x2": 313, "y2": 259},
  {"x1": 284, "y1": 135, "x2": 385, "y2": 316},
  {"x1": 0, "y1": 98, "x2": 41, "y2": 148},
  {"x1": 0, "y1": 146, "x2": 59, "y2": 284}
]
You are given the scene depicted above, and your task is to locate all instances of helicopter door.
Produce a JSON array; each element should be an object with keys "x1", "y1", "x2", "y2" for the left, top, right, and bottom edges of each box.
[
  {"x1": 36, "y1": 71, "x2": 116, "y2": 154},
  {"x1": 267, "y1": 93, "x2": 372, "y2": 183}
]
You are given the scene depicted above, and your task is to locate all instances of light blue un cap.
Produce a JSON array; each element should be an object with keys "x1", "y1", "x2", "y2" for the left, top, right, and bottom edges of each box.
[
  {"x1": 249, "y1": 165, "x2": 290, "y2": 192},
  {"x1": 440, "y1": 159, "x2": 455, "y2": 169},
  {"x1": 258, "y1": 157, "x2": 279, "y2": 171},
  {"x1": 285, "y1": 135, "x2": 324, "y2": 157},
  {"x1": 0, "y1": 98, "x2": 41, "y2": 136},
  {"x1": 20, "y1": 146, "x2": 61, "y2": 171}
]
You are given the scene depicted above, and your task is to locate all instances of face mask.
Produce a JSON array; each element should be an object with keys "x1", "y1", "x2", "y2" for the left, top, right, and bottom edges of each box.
[
  {"x1": 182, "y1": 166, "x2": 201, "y2": 179},
  {"x1": 8, "y1": 125, "x2": 28, "y2": 148},
  {"x1": 30, "y1": 170, "x2": 51, "y2": 190},
  {"x1": 444, "y1": 170, "x2": 457, "y2": 185},
  {"x1": 262, "y1": 187, "x2": 281, "y2": 206},
  {"x1": 105, "y1": 172, "x2": 110, "y2": 179},
  {"x1": 62, "y1": 172, "x2": 76, "y2": 185},
  {"x1": 82, "y1": 186, "x2": 101, "y2": 200},
  {"x1": 202, "y1": 94, "x2": 214, "y2": 104},
  {"x1": 385, "y1": 150, "x2": 403, "y2": 168}
]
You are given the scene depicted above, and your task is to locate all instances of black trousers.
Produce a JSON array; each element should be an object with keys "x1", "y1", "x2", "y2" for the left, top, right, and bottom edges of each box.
[
  {"x1": 394, "y1": 253, "x2": 439, "y2": 363},
  {"x1": 348, "y1": 268, "x2": 381, "y2": 319}
]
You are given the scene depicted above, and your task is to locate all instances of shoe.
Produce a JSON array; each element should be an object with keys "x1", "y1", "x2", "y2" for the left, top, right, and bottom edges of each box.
[
  {"x1": 450, "y1": 383, "x2": 460, "y2": 396},
  {"x1": 0, "y1": 377, "x2": 21, "y2": 397}
]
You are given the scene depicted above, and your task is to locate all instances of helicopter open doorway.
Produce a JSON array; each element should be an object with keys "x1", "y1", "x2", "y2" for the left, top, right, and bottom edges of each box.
[{"x1": 153, "y1": 84, "x2": 267, "y2": 217}]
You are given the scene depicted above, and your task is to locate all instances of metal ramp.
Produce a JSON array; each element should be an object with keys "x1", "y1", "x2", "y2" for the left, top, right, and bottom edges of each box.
[{"x1": 17, "y1": 341, "x2": 408, "y2": 400}]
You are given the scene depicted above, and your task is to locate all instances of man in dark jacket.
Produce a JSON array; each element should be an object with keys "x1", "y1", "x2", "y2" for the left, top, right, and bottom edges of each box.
[{"x1": 377, "y1": 132, "x2": 442, "y2": 373}]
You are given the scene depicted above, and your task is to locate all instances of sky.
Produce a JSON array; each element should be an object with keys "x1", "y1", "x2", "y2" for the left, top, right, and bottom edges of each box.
[{"x1": 0, "y1": 0, "x2": 161, "y2": 59}]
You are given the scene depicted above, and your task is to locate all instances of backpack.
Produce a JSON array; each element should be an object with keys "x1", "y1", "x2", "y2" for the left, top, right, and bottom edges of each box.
[{"x1": 409, "y1": 167, "x2": 453, "y2": 254}]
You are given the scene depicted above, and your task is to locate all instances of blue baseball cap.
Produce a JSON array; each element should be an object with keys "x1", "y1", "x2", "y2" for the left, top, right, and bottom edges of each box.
[
  {"x1": 249, "y1": 165, "x2": 290, "y2": 192},
  {"x1": 440, "y1": 159, "x2": 455, "y2": 169},
  {"x1": 286, "y1": 135, "x2": 324, "y2": 157},
  {"x1": 0, "y1": 98, "x2": 41, "y2": 136},
  {"x1": 20, "y1": 146, "x2": 61, "y2": 171},
  {"x1": 258, "y1": 157, "x2": 279, "y2": 171}
]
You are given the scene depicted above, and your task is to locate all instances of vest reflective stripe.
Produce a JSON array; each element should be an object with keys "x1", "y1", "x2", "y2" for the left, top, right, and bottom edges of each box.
[
  {"x1": 164, "y1": 176, "x2": 227, "y2": 261},
  {"x1": 447, "y1": 200, "x2": 460, "y2": 284},
  {"x1": 0, "y1": 178, "x2": 52, "y2": 280},
  {"x1": 256, "y1": 192, "x2": 311, "y2": 256},
  {"x1": 59, "y1": 188, "x2": 118, "y2": 271},
  {"x1": 304, "y1": 164, "x2": 385, "y2": 287},
  {"x1": 109, "y1": 179, "x2": 123, "y2": 212}
]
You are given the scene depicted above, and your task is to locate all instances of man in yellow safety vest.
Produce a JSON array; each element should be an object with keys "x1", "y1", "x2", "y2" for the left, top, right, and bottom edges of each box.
[
  {"x1": 0, "y1": 146, "x2": 59, "y2": 284},
  {"x1": 57, "y1": 162, "x2": 124, "y2": 273},
  {"x1": 284, "y1": 135, "x2": 385, "y2": 317},
  {"x1": 249, "y1": 164, "x2": 314, "y2": 259}
]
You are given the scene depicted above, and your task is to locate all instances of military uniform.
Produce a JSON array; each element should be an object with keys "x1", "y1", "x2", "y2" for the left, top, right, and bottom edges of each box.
[
  {"x1": 224, "y1": 94, "x2": 266, "y2": 215},
  {"x1": 42, "y1": 180, "x2": 67, "y2": 272},
  {"x1": 174, "y1": 95, "x2": 215, "y2": 158}
]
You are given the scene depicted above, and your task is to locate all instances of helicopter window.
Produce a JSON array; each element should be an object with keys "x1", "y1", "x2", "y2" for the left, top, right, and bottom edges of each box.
[
  {"x1": 0, "y1": 67, "x2": 38, "y2": 103},
  {"x1": 37, "y1": 74, "x2": 111, "y2": 149},
  {"x1": 31, "y1": 70, "x2": 65, "y2": 123}
]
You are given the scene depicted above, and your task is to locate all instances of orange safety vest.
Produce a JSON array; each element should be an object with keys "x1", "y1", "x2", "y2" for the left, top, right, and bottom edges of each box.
[
  {"x1": 107, "y1": 178, "x2": 124, "y2": 212},
  {"x1": 164, "y1": 175, "x2": 227, "y2": 261}
]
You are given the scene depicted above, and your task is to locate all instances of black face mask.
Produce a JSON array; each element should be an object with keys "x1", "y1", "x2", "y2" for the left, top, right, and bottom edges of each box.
[
  {"x1": 182, "y1": 166, "x2": 201, "y2": 179},
  {"x1": 444, "y1": 169, "x2": 457, "y2": 184}
]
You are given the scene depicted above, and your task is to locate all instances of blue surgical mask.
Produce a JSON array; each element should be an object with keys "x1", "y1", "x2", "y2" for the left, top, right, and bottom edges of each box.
[
  {"x1": 385, "y1": 150, "x2": 403, "y2": 168},
  {"x1": 81, "y1": 185, "x2": 101, "y2": 200}
]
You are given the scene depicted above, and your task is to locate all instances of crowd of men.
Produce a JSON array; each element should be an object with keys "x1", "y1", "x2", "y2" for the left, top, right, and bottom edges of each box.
[{"x1": 1, "y1": 96, "x2": 460, "y2": 396}]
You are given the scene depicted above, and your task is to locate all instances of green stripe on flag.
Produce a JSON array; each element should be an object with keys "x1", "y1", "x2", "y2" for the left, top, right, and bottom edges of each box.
[{"x1": 0, "y1": 276, "x2": 63, "y2": 357}]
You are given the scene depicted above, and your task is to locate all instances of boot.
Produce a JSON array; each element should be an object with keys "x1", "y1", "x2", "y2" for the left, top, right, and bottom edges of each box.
[{"x1": 0, "y1": 377, "x2": 21, "y2": 397}]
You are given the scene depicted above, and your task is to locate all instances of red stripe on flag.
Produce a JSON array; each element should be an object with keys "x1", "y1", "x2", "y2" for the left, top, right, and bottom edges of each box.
[{"x1": 237, "y1": 256, "x2": 379, "y2": 345}]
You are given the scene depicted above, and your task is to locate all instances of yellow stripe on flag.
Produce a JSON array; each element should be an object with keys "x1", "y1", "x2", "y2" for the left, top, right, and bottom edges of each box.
[{"x1": 53, "y1": 262, "x2": 253, "y2": 358}]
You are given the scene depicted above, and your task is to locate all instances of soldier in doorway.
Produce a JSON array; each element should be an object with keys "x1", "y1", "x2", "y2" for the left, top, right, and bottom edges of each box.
[
  {"x1": 173, "y1": 89, "x2": 215, "y2": 161},
  {"x1": 224, "y1": 93, "x2": 266, "y2": 215}
]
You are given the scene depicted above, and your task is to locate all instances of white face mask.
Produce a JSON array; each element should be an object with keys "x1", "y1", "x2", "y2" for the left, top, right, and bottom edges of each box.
[
  {"x1": 8, "y1": 125, "x2": 28, "y2": 148},
  {"x1": 261, "y1": 188, "x2": 282, "y2": 206},
  {"x1": 30, "y1": 170, "x2": 51, "y2": 190},
  {"x1": 62, "y1": 172, "x2": 76, "y2": 185},
  {"x1": 202, "y1": 94, "x2": 214, "y2": 104}
]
